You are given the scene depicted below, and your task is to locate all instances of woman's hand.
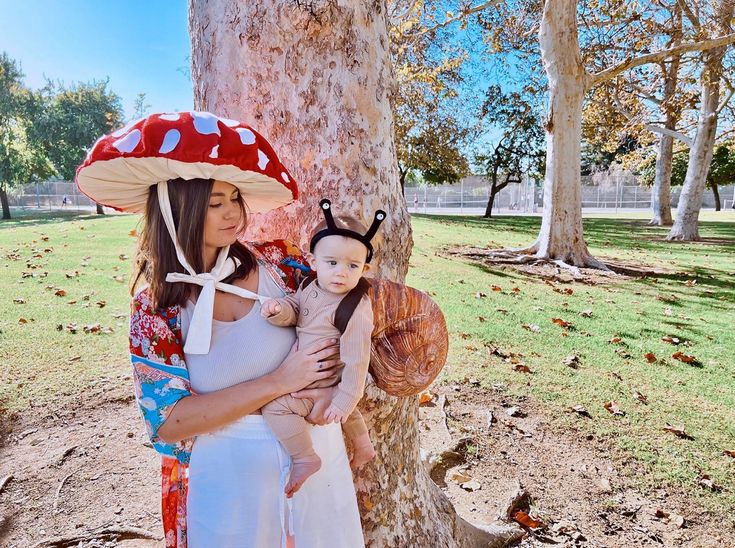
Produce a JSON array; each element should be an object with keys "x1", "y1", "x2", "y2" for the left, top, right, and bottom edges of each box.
[
  {"x1": 260, "y1": 298, "x2": 282, "y2": 318},
  {"x1": 270, "y1": 339, "x2": 342, "y2": 395},
  {"x1": 292, "y1": 386, "x2": 339, "y2": 425}
]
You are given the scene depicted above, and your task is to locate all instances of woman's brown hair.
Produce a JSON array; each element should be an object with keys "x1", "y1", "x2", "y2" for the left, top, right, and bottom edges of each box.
[{"x1": 131, "y1": 178, "x2": 256, "y2": 309}]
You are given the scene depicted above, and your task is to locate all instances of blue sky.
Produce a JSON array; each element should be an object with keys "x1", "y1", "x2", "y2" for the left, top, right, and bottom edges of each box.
[{"x1": 0, "y1": 0, "x2": 193, "y2": 119}]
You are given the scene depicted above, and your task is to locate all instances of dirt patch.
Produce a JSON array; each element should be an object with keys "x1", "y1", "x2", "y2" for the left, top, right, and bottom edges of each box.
[
  {"x1": 420, "y1": 383, "x2": 733, "y2": 547},
  {"x1": 444, "y1": 246, "x2": 678, "y2": 284},
  {"x1": 1, "y1": 383, "x2": 731, "y2": 547}
]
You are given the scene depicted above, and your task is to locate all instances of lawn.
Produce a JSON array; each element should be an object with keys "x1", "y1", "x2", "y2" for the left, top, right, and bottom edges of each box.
[{"x1": 1, "y1": 209, "x2": 733, "y2": 516}]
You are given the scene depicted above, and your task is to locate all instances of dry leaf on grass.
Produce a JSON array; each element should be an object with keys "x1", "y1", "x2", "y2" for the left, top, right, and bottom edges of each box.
[
  {"x1": 603, "y1": 401, "x2": 625, "y2": 416},
  {"x1": 475, "y1": 291, "x2": 487, "y2": 299},
  {"x1": 661, "y1": 335, "x2": 681, "y2": 345},
  {"x1": 579, "y1": 309, "x2": 593, "y2": 318},
  {"x1": 696, "y1": 473, "x2": 722, "y2": 492},
  {"x1": 95, "y1": 300, "x2": 107, "y2": 308},
  {"x1": 418, "y1": 391, "x2": 436, "y2": 406},
  {"x1": 552, "y1": 318, "x2": 572, "y2": 328},
  {"x1": 562, "y1": 355, "x2": 581, "y2": 368},
  {"x1": 512, "y1": 287, "x2": 521, "y2": 293},
  {"x1": 119, "y1": 254, "x2": 129, "y2": 260},
  {"x1": 571, "y1": 405, "x2": 591, "y2": 418},
  {"x1": 672, "y1": 351, "x2": 700, "y2": 366},
  {"x1": 723, "y1": 450, "x2": 735, "y2": 458},
  {"x1": 13, "y1": 298, "x2": 26, "y2": 304},
  {"x1": 608, "y1": 336, "x2": 622, "y2": 344},
  {"x1": 513, "y1": 510, "x2": 545, "y2": 529},
  {"x1": 684, "y1": 279, "x2": 697, "y2": 287},
  {"x1": 663, "y1": 423, "x2": 694, "y2": 440},
  {"x1": 644, "y1": 352, "x2": 657, "y2": 364},
  {"x1": 54, "y1": 289, "x2": 66, "y2": 297},
  {"x1": 634, "y1": 391, "x2": 648, "y2": 404},
  {"x1": 18, "y1": 318, "x2": 28, "y2": 324},
  {"x1": 491, "y1": 285, "x2": 502, "y2": 292},
  {"x1": 83, "y1": 323, "x2": 102, "y2": 334},
  {"x1": 512, "y1": 363, "x2": 532, "y2": 374},
  {"x1": 129, "y1": 229, "x2": 138, "y2": 237},
  {"x1": 522, "y1": 323, "x2": 540, "y2": 332}
]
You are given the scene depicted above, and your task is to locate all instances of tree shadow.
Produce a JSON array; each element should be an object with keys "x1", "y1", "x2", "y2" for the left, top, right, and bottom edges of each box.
[{"x1": 0, "y1": 211, "x2": 109, "y2": 230}]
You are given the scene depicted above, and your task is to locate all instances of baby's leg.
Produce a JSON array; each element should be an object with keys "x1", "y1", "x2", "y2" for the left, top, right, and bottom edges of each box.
[
  {"x1": 262, "y1": 396, "x2": 321, "y2": 497},
  {"x1": 342, "y1": 409, "x2": 376, "y2": 470}
]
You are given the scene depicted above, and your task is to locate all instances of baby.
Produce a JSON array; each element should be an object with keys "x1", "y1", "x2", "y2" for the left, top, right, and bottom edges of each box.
[{"x1": 261, "y1": 199, "x2": 385, "y2": 497}]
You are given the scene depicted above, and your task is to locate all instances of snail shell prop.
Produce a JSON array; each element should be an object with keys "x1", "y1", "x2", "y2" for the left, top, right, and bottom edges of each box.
[{"x1": 368, "y1": 279, "x2": 448, "y2": 397}]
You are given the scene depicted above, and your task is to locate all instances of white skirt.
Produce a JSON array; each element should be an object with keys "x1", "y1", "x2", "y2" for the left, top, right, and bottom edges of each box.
[{"x1": 187, "y1": 415, "x2": 365, "y2": 548}]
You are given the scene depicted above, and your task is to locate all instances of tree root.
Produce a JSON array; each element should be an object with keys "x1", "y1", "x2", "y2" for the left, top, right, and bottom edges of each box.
[{"x1": 33, "y1": 526, "x2": 161, "y2": 547}]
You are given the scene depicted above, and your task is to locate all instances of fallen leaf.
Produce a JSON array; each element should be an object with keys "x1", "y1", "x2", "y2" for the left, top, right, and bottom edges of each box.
[
  {"x1": 663, "y1": 423, "x2": 694, "y2": 440},
  {"x1": 571, "y1": 405, "x2": 591, "y2": 418},
  {"x1": 603, "y1": 401, "x2": 625, "y2": 416},
  {"x1": 128, "y1": 229, "x2": 138, "y2": 237},
  {"x1": 477, "y1": 316, "x2": 487, "y2": 322},
  {"x1": 552, "y1": 318, "x2": 572, "y2": 328},
  {"x1": 644, "y1": 352, "x2": 657, "y2": 364},
  {"x1": 553, "y1": 287, "x2": 574, "y2": 295},
  {"x1": 684, "y1": 279, "x2": 697, "y2": 287},
  {"x1": 418, "y1": 391, "x2": 435, "y2": 406},
  {"x1": 460, "y1": 479, "x2": 482, "y2": 492},
  {"x1": 512, "y1": 363, "x2": 532, "y2": 374},
  {"x1": 608, "y1": 336, "x2": 622, "y2": 344},
  {"x1": 723, "y1": 450, "x2": 735, "y2": 458},
  {"x1": 663, "y1": 307, "x2": 673, "y2": 317},
  {"x1": 83, "y1": 323, "x2": 102, "y2": 334},
  {"x1": 511, "y1": 287, "x2": 521, "y2": 293},
  {"x1": 475, "y1": 291, "x2": 487, "y2": 299},
  {"x1": 661, "y1": 335, "x2": 681, "y2": 345},
  {"x1": 67, "y1": 300, "x2": 77, "y2": 305},
  {"x1": 672, "y1": 351, "x2": 699, "y2": 365},
  {"x1": 491, "y1": 285, "x2": 502, "y2": 292},
  {"x1": 655, "y1": 509, "x2": 685, "y2": 528},
  {"x1": 598, "y1": 478, "x2": 613, "y2": 493},
  {"x1": 505, "y1": 406, "x2": 524, "y2": 417},
  {"x1": 66, "y1": 323, "x2": 78, "y2": 334},
  {"x1": 696, "y1": 473, "x2": 722, "y2": 492},
  {"x1": 513, "y1": 510, "x2": 545, "y2": 529},
  {"x1": 69, "y1": 356, "x2": 82, "y2": 362},
  {"x1": 119, "y1": 254, "x2": 129, "y2": 260},
  {"x1": 579, "y1": 309, "x2": 593, "y2": 318},
  {"x1": 522, "y1": 323, "x2": 540, "y2": 332},
  {"x1": 13, "y1": 298, "x2": 26, "y2": 304},
  {"x1": 495, "y1": 308, "x2": 508, "y2": 314},
  {"x1": 65, "y1": 271, "x2": 79, "y2": 279},
  {"x1": 112, "y1": 275, "x2": 125, "y2": 283},
  {"x1": 54, "y1": 289, "x2": 67, "y2": 297},
  {"x1": 614, "y1": 348, "x2": 632, "y2": 359},
  {"x1": 562, "y1": 355, "x2": 581, "y2": 368},
  {"x1": 449, "y1": 470, "x2": 472, "y2": 484},
  {"x1": 18, "y1": 318, "x2": 28, "y2": 324},
  {"x1": 95, "y1": 300, "x2": 107, "y2": 308},
  {"x1": 634, "y1": 391, "x2": 648, "y2": 404}
]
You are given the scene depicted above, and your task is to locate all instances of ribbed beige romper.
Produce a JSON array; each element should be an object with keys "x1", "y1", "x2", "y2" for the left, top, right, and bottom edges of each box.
[{"x1": 262, "y1": 280, "x2": 373, "y2": 455}]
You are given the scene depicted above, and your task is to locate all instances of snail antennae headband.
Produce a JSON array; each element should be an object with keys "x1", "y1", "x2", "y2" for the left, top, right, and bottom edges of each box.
[{"x1": 309, "y1": 199, "x2": 386, "y2": 263}]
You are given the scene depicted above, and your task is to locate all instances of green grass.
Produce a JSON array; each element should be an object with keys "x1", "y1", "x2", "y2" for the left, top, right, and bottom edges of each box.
[
  {"x1": 406, "y1": 212, "x2": 735, "y2": 516},
  {"x1": 1, "y1": 209, "x2": 733, "y2": 515}
]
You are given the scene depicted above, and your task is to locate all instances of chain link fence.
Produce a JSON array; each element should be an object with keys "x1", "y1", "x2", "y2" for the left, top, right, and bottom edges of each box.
[{"x1": 7, "y1": 181, "x2": 98, "y2": 213}]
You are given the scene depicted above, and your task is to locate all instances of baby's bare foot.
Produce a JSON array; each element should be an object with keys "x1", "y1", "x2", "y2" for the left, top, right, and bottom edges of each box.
[
  {"x1": 350, "y1": 440, "x2": 376, "y2": 470},
  {"x1": 286, "y1": 453, "x2": 321, "y2": 498}
]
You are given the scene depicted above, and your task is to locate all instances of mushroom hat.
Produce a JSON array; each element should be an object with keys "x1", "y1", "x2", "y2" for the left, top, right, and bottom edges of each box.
[
  {"x1": 75, "y1": 110, "x2": 298, "y2": 213},
  {"x1": 76, "y1": 111, "x2": 299, "y2": 355}
]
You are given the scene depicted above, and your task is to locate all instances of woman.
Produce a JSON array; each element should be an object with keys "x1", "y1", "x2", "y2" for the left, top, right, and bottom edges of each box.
[{"x1": 76, "y1": 112, "x2": 365, "y2": 547}]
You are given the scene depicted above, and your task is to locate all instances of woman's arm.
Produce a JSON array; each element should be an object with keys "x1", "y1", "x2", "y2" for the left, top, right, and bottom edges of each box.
[{"x1": 157, "y1": 338, "x2": 342, "y2": 443}]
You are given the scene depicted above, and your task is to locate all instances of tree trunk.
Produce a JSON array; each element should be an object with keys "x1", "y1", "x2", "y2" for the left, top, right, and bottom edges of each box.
[
  {"x1": 650, "y1": 55, "x2": 681, "y2": 226},
  {"x1": 189, "y1": 1, "x2": 515, "y2": 545},
  {"x1": 484, "y1": 186, "x2": 496, "y2": 218},
  {"x1": 96, "y1": 203, "x2": 105, "y2": 215},
  {"x1": 534, "y1": 0, "x2": 604, "y2": 268},
  {"x1": 667, "y1": 2, "x2": 733, "y2": 241},
  {"x1": 712, "y1": 181, "x2": 721, "y2": 211},
  {"x1": 0, "y1": 186, "x2": 11, "y2": 220}
]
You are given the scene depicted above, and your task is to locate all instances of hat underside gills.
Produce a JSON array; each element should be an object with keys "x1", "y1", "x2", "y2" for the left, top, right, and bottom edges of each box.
[{"x1": 77, "y1": 158, "x2": 294, "y2": 213}]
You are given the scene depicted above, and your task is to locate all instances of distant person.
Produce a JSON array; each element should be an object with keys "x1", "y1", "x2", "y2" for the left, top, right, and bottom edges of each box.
[
  {"x1": 61, "y1": 195, "x2": 68, "y2": 207},
  {"x1": 413, "y1": 195, "x2": 418, "y2": 211}
]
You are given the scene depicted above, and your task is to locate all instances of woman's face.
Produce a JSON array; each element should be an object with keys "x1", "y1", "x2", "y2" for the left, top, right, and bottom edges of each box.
[{"x1": 203, "y1": 180, "x2": 244, "y2": 252}]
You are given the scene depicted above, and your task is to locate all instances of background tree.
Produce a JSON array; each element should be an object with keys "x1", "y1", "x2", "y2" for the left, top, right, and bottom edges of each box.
[
  {"x1": 131, "y1": 91, "x2": 151, "y2": 121},
  {"x1": 0, "y1": 52, "x2": 54, "y2": 220},
  {"x1": 189, "y1": 0, "x2": 521, "y2": 545},
  {"x1": 476, "y1": 85, "x2": 545, "y2": 217},
  {"x1": 33, "y1": 80, "x2": 123, "y2": 214}
]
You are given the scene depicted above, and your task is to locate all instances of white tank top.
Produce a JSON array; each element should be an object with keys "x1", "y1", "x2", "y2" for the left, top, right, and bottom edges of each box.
[{"x1": 181, "y1": 265, "x2": 297, "y2": 394}]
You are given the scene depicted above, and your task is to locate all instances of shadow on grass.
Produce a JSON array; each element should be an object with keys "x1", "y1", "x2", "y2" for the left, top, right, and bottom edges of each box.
[{"x1": 0, "y1": 210, "x2": 105, "y2": 230}]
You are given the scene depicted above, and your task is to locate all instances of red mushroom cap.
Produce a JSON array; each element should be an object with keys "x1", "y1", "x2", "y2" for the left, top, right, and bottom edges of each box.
[{"x1": 75, "y1": 111, "x2": 298, "y2": 213}]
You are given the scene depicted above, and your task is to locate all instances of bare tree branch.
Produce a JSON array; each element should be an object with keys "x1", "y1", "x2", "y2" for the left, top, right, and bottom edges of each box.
[
  {"x1": 677, "y1": 0, "x2": 702, "y2": 31},
  {"x1": 587, "y1": 32, "x2": 735, "y2": 89},
  {"x1": 610, "y1": 91, "x2": 693, "y2": 145},
  {"x1": 406, "y1": 0, "x2": 501, "y2": 39}
]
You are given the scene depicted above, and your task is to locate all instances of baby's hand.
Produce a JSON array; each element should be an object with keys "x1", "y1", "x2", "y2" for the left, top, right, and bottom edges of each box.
[
  {"x1": 261, "y1": 299, "x2": 282, "y2": 318},
  {"x1": 324, "y1": 403, "x2": 348, "y2": 424}
]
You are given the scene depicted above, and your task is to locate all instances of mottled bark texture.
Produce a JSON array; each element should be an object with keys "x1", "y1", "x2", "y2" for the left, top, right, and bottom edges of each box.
[
  {"x1": 189, "y1": 1, "x2": 513, "y2": 545},
  {"x1": 534, "y1": 0, "x2": 606, "y2": 268},
  {"x1": 668, "y1": 1, "x2": 734, "y2": 241}
]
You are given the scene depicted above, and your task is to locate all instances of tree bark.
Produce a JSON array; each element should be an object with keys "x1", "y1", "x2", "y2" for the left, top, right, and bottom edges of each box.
[
  {"x1": 188, "y1": 1, "x2": 514, "y2": 545},
  {"x1": 0, "y1": 186, "x2": 11, "y2": 220},
  {"x1": 711, "y1": 181, "x2": 721, "y2": 211},
  {"x1": 667, "y1": 34, "x2": 731, "y2": 238},
  {"x1": 96, "y1": 203, "x2": 105, "y2": 215},
  {"x1": 534, "y1": 0, "x2": 604, "y2": 268},
  {"x1": 650, "y1": 54, "x2": 682, "y2": 226}
]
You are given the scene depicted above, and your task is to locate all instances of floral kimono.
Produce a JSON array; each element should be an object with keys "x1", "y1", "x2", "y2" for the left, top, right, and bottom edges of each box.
[{"x1": 129, "y1": 240, "x2": 309, "y2": 548}]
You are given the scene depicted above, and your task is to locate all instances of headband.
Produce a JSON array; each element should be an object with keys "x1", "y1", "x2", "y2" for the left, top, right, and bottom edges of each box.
[{"x1": 309, "y1": 199, "x2": 386, "y2": 263}]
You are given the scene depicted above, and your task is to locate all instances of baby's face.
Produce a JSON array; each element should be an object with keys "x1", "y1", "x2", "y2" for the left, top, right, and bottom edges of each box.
[{"x1": 309, "y1": 235, "x2": 370, "y2": 294}]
